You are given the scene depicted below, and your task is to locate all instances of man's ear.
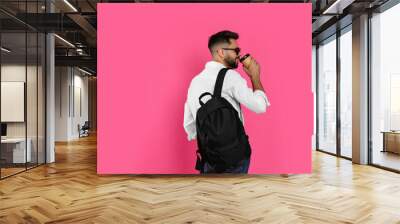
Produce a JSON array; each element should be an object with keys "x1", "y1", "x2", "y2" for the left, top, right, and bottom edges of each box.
[{"x1": 217, "y1": 48, "x2": 224, "y2": 58}]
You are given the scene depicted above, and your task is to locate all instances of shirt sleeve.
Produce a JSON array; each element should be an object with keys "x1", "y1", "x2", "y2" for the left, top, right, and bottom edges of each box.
[
  {"x1": 230, "y1": 71, "x2": 270, "y2": 114},
  {"x1": 183, "y1": 101, "x2": 196, "y2": 141}
]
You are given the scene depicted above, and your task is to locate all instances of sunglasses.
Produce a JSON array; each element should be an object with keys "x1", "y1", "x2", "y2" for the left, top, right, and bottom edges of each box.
[{"x1": 222, "y1": 47, "x2": 241, "y2": 55}]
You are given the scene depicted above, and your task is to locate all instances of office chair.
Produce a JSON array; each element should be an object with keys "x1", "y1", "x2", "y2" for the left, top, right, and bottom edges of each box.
[{"x1": 79, "y1": 121, "x2": 90, "y2": 138}]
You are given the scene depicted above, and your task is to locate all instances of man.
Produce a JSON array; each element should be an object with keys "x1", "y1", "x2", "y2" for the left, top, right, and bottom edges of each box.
[{"x1": 183, "y1": 30, "x2": 270, "y2": 173}]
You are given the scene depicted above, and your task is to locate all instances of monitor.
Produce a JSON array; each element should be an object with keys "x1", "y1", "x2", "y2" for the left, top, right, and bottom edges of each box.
[{"x1": 1, "y1": 123, "x2": 7, "y2": 137}]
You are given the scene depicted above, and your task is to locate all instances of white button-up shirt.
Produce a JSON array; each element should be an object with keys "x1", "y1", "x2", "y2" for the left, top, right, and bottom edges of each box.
[{"x1": 183, "y1": 61, "x2": 270, "y2": 141}]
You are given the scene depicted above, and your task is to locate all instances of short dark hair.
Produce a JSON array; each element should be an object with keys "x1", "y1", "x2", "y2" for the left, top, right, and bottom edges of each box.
[{"x1": 208, "y1": 30, "x2": 239, "y2": 53}]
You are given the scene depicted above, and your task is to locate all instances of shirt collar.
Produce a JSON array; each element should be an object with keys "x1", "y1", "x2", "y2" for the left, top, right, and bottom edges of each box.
[{"x1": 205, "y1": 60, "x2": 227, "y2": 70}]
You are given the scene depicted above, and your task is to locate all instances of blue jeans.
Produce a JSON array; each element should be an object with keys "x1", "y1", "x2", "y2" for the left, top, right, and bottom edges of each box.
[{"x1": 201, "y1": 158, "x2": 250, "y2": 174}]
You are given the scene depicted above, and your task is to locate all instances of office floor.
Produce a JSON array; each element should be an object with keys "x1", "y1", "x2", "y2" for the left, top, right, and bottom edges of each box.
[
  {"x1": 0, "y1": 134, "x2": 400, "y2": 223},
  {"x1": 0, "y1": 167, "x2": 25, "y2": 177},
  {"x1": 0, "y1": 162, "x2": 41, "y2": 178},
  {"x1": 372, "y1": 150, "x2": 400, "y2": 171}
]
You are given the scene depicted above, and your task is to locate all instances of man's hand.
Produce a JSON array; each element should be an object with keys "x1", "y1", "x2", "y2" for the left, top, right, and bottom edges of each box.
[
  {"x1": 243, "y1": 56, "x2": 260, "y2": 79},
  {"x1": 242, "y1": 56, "x2": 264, "y2": 92}
]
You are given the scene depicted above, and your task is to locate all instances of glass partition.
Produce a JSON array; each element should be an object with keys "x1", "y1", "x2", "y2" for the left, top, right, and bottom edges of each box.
[
  {"x1": 317, "y1": 35, "x2": 337, "y2": 154},
  {"x1": 0, "y1": 1, "x2": 46, "y2": 179},
  {"x1": 1, "y1": 31, "x2": 28, "y2": 177}
]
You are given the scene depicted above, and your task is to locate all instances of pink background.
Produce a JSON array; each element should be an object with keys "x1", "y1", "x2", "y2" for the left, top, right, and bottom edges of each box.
[{"x1": 98, "y1": 3, "x2": 313, "y2": 174}]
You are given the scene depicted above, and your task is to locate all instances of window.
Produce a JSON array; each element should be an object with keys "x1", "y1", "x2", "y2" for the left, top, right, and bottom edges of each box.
[
  {"x1": 339, "y1": 28, "x2": 352, "y2": 158},
  {"x1": 317, "y1": 35, "x2": 337, "y2": 154},
  {"x1": 371, "y1": 2, "x2": 400, "y2": 171}
]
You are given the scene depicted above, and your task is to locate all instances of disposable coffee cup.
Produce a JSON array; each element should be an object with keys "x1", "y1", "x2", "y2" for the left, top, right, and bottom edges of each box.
[{"x1": 239, "y1": 53, "x2": 251, "y2": 68}]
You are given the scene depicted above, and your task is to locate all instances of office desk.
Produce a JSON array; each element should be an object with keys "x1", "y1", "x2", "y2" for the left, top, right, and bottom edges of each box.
[
  {"x1": 1, "y1": 138, "x2": 32, "y2": 164},
  {"x1": 381, "y1": 131, "x2": 400, "y2": 154}
]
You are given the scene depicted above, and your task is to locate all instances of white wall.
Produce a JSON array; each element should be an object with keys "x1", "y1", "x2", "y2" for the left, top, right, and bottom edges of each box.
[
  {"x1": 1, "y1": 65, "x2": 26, "y2": 135},
  {"x1": 55, "y1": 67, "x2": 89, "y2": 141},
  {"x1": 1, "y1": 65, "x2": 41, "y2": 137},
  {"x1": 70, "y1": 71, "x2": 89, "y2": 139},
  {"x1": 55, "y1": 66, "x2": 69, "y2": 141}
]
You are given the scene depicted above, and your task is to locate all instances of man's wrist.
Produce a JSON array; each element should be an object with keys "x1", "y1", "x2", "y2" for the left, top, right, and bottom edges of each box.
[
  {"x1": 250, "y1": 75, "x2": 264, "y2": 92},
  {"x1": 250, "y1": 74, "x2": 260, "y2": 82}
]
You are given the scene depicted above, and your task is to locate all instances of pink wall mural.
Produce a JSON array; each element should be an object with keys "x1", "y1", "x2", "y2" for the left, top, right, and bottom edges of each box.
[{"x1": 97, "y1": 3, "x2": 313, "y2": 174}]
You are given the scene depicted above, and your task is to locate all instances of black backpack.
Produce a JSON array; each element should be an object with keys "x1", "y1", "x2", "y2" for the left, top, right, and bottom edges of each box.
[{"x1": 195, "y1": 68, "x2": 251, "y2": 173}]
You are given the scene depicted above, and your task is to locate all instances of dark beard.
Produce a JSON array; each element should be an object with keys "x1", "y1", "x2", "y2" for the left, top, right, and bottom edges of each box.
[{"x1": 224, "y1": 57, "x2": 238, "y2": 69}]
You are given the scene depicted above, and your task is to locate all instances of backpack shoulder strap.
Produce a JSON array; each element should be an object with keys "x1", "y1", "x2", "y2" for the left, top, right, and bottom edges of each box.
[{"x1": 213, "y1": 68, "x2": 229, "y2": 98}]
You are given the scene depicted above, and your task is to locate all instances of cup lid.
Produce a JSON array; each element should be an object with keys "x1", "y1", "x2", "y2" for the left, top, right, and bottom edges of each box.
[{"x1": 239, "y1": 53, "x2": 250, "y2": 62}]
